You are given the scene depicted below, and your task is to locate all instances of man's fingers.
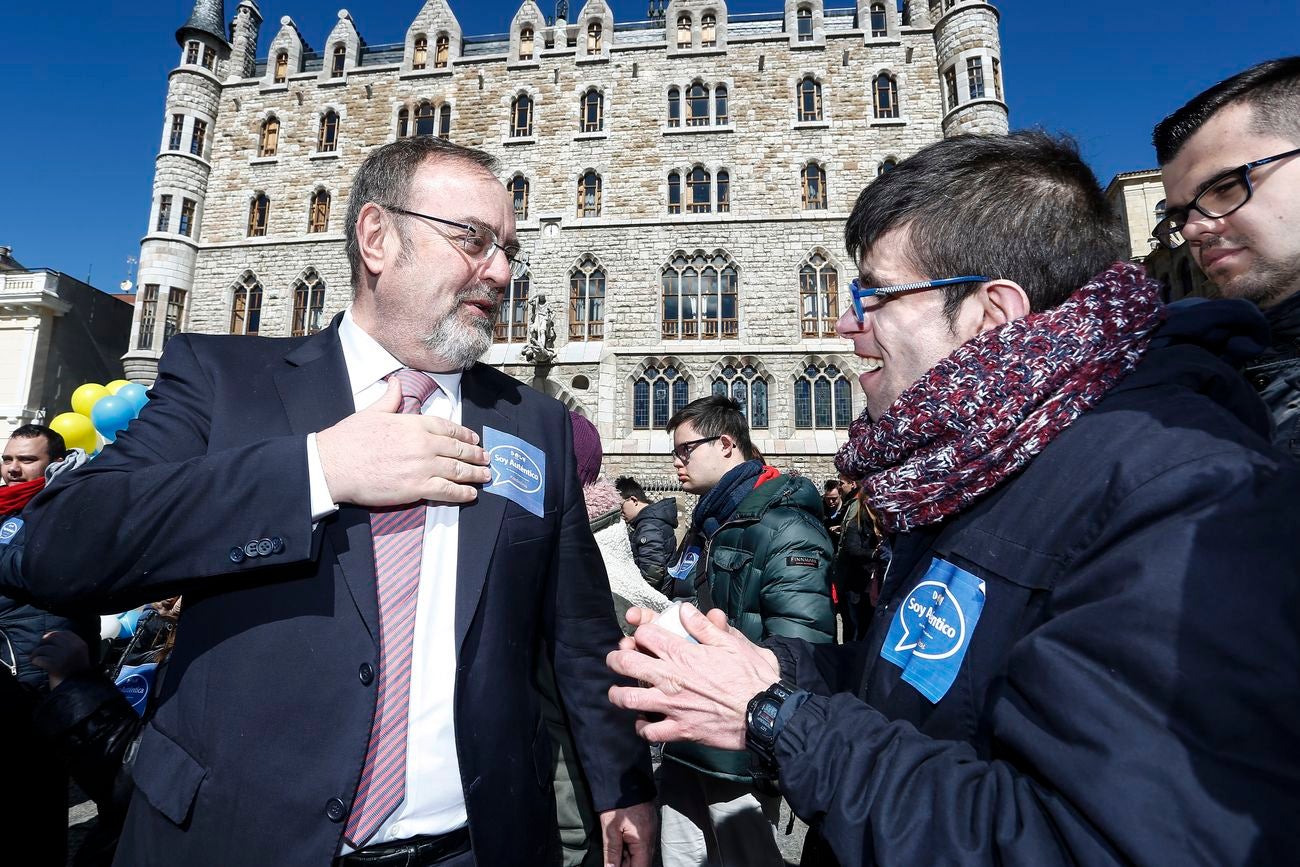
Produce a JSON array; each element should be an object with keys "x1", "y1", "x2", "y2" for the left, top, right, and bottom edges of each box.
[
  {"x1": 606, "y1": 647, "x2": 669, "y2": 685},
  {"x1": 608, "y1": 683, "x2": 671, "y2": 714},
  {"x1": 679, "y1": 603, "x2": 731, "y2": 646},
  {"x1": 419, "y1": 479, "x2": 481, "y2": 504},
  {"x1": 363, "y1": 376, "x2": 403, "y2": 414},
  {"x1": 624, "y1": 607, "x2": 659, "y2": 628},
  {"x1": 419, "y1": 415, "x2": 482, "y2": 448},
  {"x1": 633, "y1": 716, "x2": 682, "y2": 743}
]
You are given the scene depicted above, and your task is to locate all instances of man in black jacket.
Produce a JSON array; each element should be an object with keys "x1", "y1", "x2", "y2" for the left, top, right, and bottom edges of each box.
[
  {"x1": 615, "y1": 476, "x2": 678, "y2": 589},
  {"x1": 608, "y1": 132, "x2": 1300, "y2": 866}
]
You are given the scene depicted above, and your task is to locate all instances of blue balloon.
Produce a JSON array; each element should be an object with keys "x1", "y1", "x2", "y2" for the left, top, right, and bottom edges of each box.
[
  {"x1": 91, "y1": 395, "x2": 135, "y2": 442},
  {"x1": 117, "y1": 382, "x2": 149, "y2": 415}
]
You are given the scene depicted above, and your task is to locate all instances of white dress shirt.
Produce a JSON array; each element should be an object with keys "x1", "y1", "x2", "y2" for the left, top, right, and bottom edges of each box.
[{"x1": 306, "y1": 310, "x2": 469, "y2": 851}]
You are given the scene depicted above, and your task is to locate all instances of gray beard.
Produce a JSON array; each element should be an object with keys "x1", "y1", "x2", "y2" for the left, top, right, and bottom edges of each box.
[{"x1": 422, "y1": 286, "x2": 499, "y2": 369}]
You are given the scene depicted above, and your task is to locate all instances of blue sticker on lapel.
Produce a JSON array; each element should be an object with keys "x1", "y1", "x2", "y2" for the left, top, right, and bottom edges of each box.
[
  {"x1": 482, "y1": 426, "x2": 546, "y2": 518},
  {"x1": 880, "y1": 557, "x2": 986, "y2": 704},
  {"x1": 0, "y1": 517, "x2": 22, "y2": 546}
]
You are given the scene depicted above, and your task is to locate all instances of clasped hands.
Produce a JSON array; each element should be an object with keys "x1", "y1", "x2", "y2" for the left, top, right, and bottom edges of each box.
[{"x1": 606, "y1": 603, "x2": 783, "y2": 750}]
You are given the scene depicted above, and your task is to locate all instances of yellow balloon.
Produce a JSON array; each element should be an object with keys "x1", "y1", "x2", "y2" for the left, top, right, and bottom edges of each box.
[
  {"x1": 105, "y1": 379, "x2": 133, "y2": 395},
  {"x1": 70, "y1": 383, "x2": 110, "y2": 417},
  {"x1": 49, "y1": 412, "x2": 99, "y2": 454}
]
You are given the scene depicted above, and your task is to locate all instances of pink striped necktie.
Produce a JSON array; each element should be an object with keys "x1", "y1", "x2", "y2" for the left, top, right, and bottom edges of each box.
[{"x1": 345, "y1": 368, "x2": 440, "y2": 846}]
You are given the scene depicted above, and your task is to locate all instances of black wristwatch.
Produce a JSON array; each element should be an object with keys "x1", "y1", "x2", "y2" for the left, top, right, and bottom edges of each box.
[{"x1": 745, "y1": 680, "x2": 809, "y2": 776}]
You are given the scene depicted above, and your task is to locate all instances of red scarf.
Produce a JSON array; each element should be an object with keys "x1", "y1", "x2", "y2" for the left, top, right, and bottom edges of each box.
[
  {"x1": 0, "y1": 477, "x2": 45, "y2": 519},
  {"x1": 835, "y1": 263, "x2": 1165, "y2": 534}
]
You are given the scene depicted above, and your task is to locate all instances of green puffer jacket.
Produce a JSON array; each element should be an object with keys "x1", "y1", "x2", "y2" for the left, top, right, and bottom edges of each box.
[{"x1": 665, "y1": 471, "x2": 836, "y2": 782}]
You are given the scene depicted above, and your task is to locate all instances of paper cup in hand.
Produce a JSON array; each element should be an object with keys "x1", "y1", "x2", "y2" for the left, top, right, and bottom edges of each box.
[{"x1": 656, "y1": 601, "x2": 700, "y2": 644}]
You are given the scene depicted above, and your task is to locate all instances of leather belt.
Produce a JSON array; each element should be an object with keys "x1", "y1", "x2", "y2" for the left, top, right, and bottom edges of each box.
[{"x1": 335, "y1": 828, "x2": 471, "y2": 866}]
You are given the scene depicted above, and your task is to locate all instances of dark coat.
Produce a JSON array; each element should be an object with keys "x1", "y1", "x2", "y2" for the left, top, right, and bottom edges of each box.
[
  {"x1": 766, "y1": 312, "x2": 1300, "y2": 865},
  {"x1": 17, "y1": 319, "x2": 654, "y2": 867},
  {"x1": 1247, "y1": 290, "x2": 1300, "y2": 460},
  {"x1": 626, "y1": 497, "x2": 678, "y2": 585}
]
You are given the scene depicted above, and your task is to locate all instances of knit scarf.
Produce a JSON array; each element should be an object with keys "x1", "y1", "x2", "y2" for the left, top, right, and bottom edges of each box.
[
  {"x1": 835, "y1": 262, "x2": 1165, "y2": 534},
  {"x1": 692, "y1": 459, "x2": 770, "y2": 538},
  {"x1": 0, "y1": 477, "x2": 44, "y2": 519}
]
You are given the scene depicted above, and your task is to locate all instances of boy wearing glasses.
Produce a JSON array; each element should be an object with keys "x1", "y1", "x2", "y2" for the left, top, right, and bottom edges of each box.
[{"x1": 1155, "y1": 56, "x2": 1300, "y2": 459}]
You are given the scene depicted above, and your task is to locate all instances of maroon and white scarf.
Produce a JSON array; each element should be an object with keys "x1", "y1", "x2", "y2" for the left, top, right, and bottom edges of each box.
[{"x1": 835, "y1": 262, "x2": 1165, "y2": 534}]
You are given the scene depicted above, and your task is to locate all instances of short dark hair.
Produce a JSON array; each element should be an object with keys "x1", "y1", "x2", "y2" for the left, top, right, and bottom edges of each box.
[
  {"x1": 823, "y1": 479, "x2": 839, "y2": 493},
  {"x1": 844, "y1": 131, "x2": 1125, "y2": 321},
  {"x1": 615, "y1": 476, "x2": 650, "y2": 503},
  {"x1": 1154, "y1": 57, "x2": 1300, "y2": 164},
  {"x1": 10, "y1": 424, "x2": 66, "y2": 461},
  {"x1": 666, "y1": 396, "x2": 759, "y2": 461},
  {"x1": 345, "y1": 137, "x2": 500, "y2": 287}
]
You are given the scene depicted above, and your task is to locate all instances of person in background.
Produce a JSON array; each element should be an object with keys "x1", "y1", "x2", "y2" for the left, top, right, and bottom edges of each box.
[{"x1": 615, "y1": 476, "x2": 679, "y2": 591}]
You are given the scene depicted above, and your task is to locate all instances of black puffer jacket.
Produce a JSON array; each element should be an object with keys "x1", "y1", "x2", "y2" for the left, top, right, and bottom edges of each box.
[
  {"x1": 626, "y1": 497, "x2": 678, "y2": 585},
  {"x1": 767, "y1": 301, "x2": 1300, "y2": 866}
]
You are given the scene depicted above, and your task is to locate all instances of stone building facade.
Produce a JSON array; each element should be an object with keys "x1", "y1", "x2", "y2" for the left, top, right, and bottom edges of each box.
[
  {"x1": 125, "y1": 0, "x2": 1008, "y2": 482},
  {"x1": 1104, "y1": 169, "x2": 1215, "y2": 303}
]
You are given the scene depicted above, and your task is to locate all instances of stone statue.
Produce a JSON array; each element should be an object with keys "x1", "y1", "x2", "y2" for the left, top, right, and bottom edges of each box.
[{"x1": 521, "y1": 290, "x2": 556, "y2": 364}]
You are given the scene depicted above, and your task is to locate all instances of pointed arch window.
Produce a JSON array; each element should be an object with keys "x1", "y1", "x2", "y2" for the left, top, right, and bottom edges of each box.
[
  {"x1": 686, "y1": 167, "x2": 711, "y2": 214},
  {"x1": 701, "y1": 14, "x2": 716, "y2": 47},
  {"x1": 712, "y1": 364, "x2": 768, "y2": 428},
  {"x1": 662, "y1": 251, "x2": 738, "y2": 339},
  {"x1": 397, "y1": 107, "x2": 410, "y2": 138},
  {"x1": 511, "y1": 94, "x2": 533, "y2": 138},
  {"x1": 587, "y1": 21, "x2": 603, "y2": 54},
  {"x1": 259, "y1": 117, "x2": 280, "y2": 157},
  {"x1": 687, "y1": 82, "x2": 710, "y2": 126},
  {"x1": 510, "y1": 175, "x2": 530, "y2": 220},
  {"x1": 873, "y1": 73, "x2": 899, "y2": 119},
  {"x1": 438, "y1": 104, "x2": 451, "y2": 139},
  {"x1": 799, "y1": 251, "x2": 839, "y2": 337},
  {"x1": 230, "y1": 273, "x2": 263, "y2": 335},
  {"x1": 331, "y1": 43, "x2": 346, "y2": 78},
  {"x1": 577, "y1": 171, "x2": 602, "y2": 217},
  {"x1": 798, "y1": 76, "x2": 823, "y2": 122},
  {"x1": 797, "y1": 7, "x2": 814, "y2": 41},
  {"x1": 677, "y1": 14, "x2": 692, "y2": 49},
  {"x1": 716, "y1": 169, "x2": 730, "y2": 213},
  {"x1": 668, "y1": 171, "x2": 682, "y2": 214},
  {"x1": 802, "y1": 163, "x2": 827, "y2": 210},
  {"x1": 870, "y1": 2, "x2": 888, "y2": 36},
  {"x1": 795, "y1": 361, "x2": 853, "y2": 429},
  {"x1": 247, "y1": 193, "x2": 270, "y2": 237},
  {"x1": 291, "y1": 270, "x2": 326, "y2": 337},
  {"x1": 318, "y1": 110, "x2": 339, "y2": 152},
  {"x1": 494, "y1": 270, "x2": 530, "y2": 342},
  {"x1": 569, "y1": 255, "x2": 605, "y2": 341},
  {"x1": 519, "y1": 27, "x2": 535, "y2": 60},
  {"x1": 415, "y1": 101, "x2": 437, "y2": 136},
  {"x1": 714, "y1": 85, "x2": 729, "y2": 124},
  {"x1": 274, "y1": 51, "x2": 289, "y2": 83},
  {"x1": 667, "y1": 87, "x2": 681, "y2": 127},
  {"x1": 308, "y1": 190, "x2": 330, "y2": 233},
  {"x1": 413, "y1": 36, "x2": 428, "y2": 70},
  {"x1": 633, "y1": 362, "x2": 690, "y2": 430},
  {"x1": 581, "y1": 88, "x2": 604, "y2": 133},
  {"x1": 435, "y1": 34, "x2": 450, "y2": 68}
]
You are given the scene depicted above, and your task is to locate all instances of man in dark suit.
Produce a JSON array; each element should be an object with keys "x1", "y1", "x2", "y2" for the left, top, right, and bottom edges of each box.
[{"x1": 19, "y1": 137, "x2": 656, "y2": 866}]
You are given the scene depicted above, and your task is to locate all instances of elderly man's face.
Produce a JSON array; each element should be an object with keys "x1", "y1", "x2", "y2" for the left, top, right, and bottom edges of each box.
[{"x1": 2, "y1": 435, "x2": 54, "y2": 485}]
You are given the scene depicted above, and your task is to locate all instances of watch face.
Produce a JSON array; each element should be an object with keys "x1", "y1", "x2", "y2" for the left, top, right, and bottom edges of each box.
[{"x1": 753, "y1": 699, "x2": 780, "y2": 736}]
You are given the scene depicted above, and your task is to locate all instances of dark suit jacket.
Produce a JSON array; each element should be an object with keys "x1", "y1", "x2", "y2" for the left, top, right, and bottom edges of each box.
[{"x1": 20, "y1": 318, "x2": 654, "y2": 866}]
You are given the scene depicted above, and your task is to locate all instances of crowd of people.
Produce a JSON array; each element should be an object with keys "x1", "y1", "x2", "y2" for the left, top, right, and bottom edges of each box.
[{"x1": 1, "y1": 56, "x2": 1299, "y2": 867}]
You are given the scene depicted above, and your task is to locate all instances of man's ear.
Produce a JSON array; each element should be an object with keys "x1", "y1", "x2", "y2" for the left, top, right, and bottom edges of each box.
[
  {"x1": 972, "y1": 279, "x2": 1031, "y2": 334},
  {"x1": 355, "y1": 203, "x2": 392, "y2": 279},
  {"x1": 718, "y1": 434, "x2": 735, "y2": 457}
]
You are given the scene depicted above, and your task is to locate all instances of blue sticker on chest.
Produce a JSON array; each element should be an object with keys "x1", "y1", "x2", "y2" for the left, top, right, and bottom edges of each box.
[
  {"x1": 0, "y1": 517, "x2": 22, "y2": 546},
  {"x1": 880, "y1": 557, "x2": 986, "y2": 704},
  {"x1": 482, "y1": 427, "x2": 546, "y2": 518}
]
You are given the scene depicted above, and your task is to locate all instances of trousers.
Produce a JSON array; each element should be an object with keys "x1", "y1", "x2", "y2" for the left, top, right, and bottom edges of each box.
[{"x1": 657, "y1": 758, "x2": 784, "y2": 867}]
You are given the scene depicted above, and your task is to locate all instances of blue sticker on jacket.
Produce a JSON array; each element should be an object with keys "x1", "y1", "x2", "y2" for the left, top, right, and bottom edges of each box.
[
  {"x1": 0, "y1": 517, "x2": 22, "y2": 546},
  {"x1": 115, "y1": 662, "x2": 158, "y2": 717},
  {"x1": 880, "y1": 557, "x2": 986, "y2": 703},
  {"x1": 482, "y1": 427, "x2": 546, "y2": 517}
]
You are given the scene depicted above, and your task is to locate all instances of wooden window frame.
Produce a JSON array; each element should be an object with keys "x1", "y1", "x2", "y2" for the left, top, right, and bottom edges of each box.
[
  {"x1": 511, "y1": 94, "x2": 533, "y2": 138},
  {"x1": 397, "y1": 107, "x2": 410, "y2": 138},
  {"x1": 247, "y1": 194, "x2": 270, "y2": 237},
  {"x1": 415, "y1": 102, "x2": 437, "y2": 137},
  {"x1": 701, "y1": 14, "x2": 716, "y2": 48},
  {"x1": 331, "y1": 43, "x2": 346, "y2": 78},
  {"x1": 802, "y1": 163, "x2": 827, "y2": 210},
  {"x1": 716, "y1": 170, "x2": 730, "y2": 213},
  {"x1": 668, "y1": 87, "x2": 681, "y2": 127},
  {"x1": 169, "y1": 114, "x2": 184, "y2": 150},
  {"x1": 137, "y1": 285, "x2": 159, "y2": 350},
  {"x1": 870, "y1": 3, "x2": 888, "y2": 37},
  {"x1": 291, "y1": 272, "x2": 326, "y2": 337},
  {"x1": 873, "y1": 73, "x2": 898, "y2": 119},
  {"x1": 581, "y1": 89, "x2": 603, "y2": 133},
  {"x1": 156, "y1": 195, "x2": 173, "y2": 233},
  {"x1": 185, "y1": 41, "x2": 200, "y2": 65},
  {"x1": 178, "y1": 198, "x2": 196, "y2": 237},
  {"x1": 519, "y1": 28, "x2": 534, "y2": 60},
  {"x1": 668, "y1": 171, "x2": 682, "y2": 214},
  {"x1": 569, "y1": 257, "x2": 605, "y2": 341},
  {"x1": 435, "y1": 35, "x2": 449, "y2": 68},
  {"x1": 686, "y1": 167, "x2": 711, "y2": 214},
  {"x1": 510, "y1": 176, "x2": 529, "y2": 220},
  {"x1": 992, "y1": 58, "x2": 1002, "y2": 101},
  {"x1": 413, "y1": 36, "x2": 428, "y2": 70},
  {"x1": 318, "y1": 110, "x2": 339, "y2": 152},
  {"x1": 687, "y1": 82, "x2": 710, "y2": 127},
  {"x1": 201, "y1": 46, "x2": 216, "y2": 70},
  {"x1": 308, "y1": 190, "x2": 330, "y2": 233},
  {"x1": 190, "y1": 119, "x2": 207, "y2": 157},
  {"x1": 259, "y1": 117, "x2": 279, "y2": 157},
  {"x1": 230, "y1": 277, "x2": 263, "y2": 336},
  {"x1": 494, "y1": 272, "x2": 530, "y2": 343},
  {"x1": 714, "y1": 85, "x2": 729, "y2": 125},
  {"x1": 438, "y1": 104, "x2": 451, "y2": 139},
  {"x1": 661, "y1": 252, "x2": 739, "y2": 340},
  {"x1": 967, "y1": 56, "x2": 985, "y2": 100},
  {"x1": 944, "y1": 66, "x2": 958, "y2": 111},
  {"x1": 676, "y1": 14, "x2": 692, "y2": 49},
  {"x1": 577, "y1": 171, "x2": 602, "y2": 217},
  {"x1": 798, "y1": 77, "x2": 823, "y2": 122},
  {"x1": 587, "y1": 21, "x2": 602, "y2": 55},
  {"x1": 799, "y1": 254, "x2": 839, "y2": 337},
  {"x1": 163, "y1": 288, "x2": 187, "y2": 344},
  {"x1": 796, "y1": 7, "x2": 814, "y2": 41},
  {"x1": 274, "y1": 51, "x2": 289, "y2": 83}
]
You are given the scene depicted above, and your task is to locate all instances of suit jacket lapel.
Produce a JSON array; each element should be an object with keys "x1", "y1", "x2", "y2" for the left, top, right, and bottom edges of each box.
[
  {"x1": 274, "y1": 314, "x2": 381, "y2": 643},
  {"x1": 456, "y1": 364, "x2": 512, "y2": 651}
]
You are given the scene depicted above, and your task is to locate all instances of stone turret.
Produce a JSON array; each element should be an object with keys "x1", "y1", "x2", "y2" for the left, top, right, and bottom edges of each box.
[
  {"x1": 932, "y1": 0, "x2": 1008, "y2": 136},
  {"x1": 229, "y1": 0, "x2": 263, "y2": 80},
  {"x1": 177, "y1": 0, "x2": 227, "y2": 45}
]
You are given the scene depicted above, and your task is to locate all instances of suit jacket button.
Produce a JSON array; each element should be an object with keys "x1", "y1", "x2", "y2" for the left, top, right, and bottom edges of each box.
[
  {"x1": 271, "y1": 536, "x2": 285, "y2": 554},
  {"x1": 257, "y1": 538, "x2": 274, "y2": 557},
  {"x1": 325, "y1": 798, "x2": 347, "y2": 822},
  {"x1": 358, "y1": 663, "x2": 374, "y2": 685},
  {"x1": 244, "y1": 541, "x2": 260, "y2": 559},
  {"x1": 229, "y1": 547, "x2": 246, "y2": 563}
]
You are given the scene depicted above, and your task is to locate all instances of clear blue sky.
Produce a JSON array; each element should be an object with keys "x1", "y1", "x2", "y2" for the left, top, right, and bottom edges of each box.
[{"x1": 0, "y1": 1, "x2": 1295, "y2": 288}]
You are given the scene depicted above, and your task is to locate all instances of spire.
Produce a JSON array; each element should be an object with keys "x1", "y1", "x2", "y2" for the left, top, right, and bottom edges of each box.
[{"x1": 177, "y1": 0, "x2": 228, "y2": 46}]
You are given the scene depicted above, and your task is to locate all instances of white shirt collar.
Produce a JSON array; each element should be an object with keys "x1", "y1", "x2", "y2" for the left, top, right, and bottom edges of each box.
[{"x1": 338, "y1": 309, "x2": 462, "y2": 404}]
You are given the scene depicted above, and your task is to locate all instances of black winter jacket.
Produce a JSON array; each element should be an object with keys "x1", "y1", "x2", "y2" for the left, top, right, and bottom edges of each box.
[
  {"x1": 626, "y1": 497, "x2": 678, "y2": 585},
  {"x1": 766, "y1": 305, "x2": 1300, "y2": 866}
]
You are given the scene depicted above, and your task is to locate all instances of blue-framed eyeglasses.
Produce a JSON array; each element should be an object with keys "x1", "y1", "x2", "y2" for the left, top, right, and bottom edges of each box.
[{"x1": 848, "y1": 275, "x2": 991, "y2": 324}]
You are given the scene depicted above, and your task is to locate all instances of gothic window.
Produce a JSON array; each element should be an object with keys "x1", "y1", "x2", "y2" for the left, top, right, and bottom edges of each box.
[
  {"x1": 519, "y1": 27, "x2": 534, "y2": 60},
  {"x1": 331, "y1": 43, "x2": 346, "y2": 78},
  {"x1": 677, "y1": 14, "x2": 692, "y2": 49},
  {"x1": 686, "y1": 166, "x2": 711, "y2": 214},
  {"x1": 569, "y1": 255, "x2": 605, "y2": 341},
  {"x1": 668, "y1": 171, "x2": 682, "y2": 214},
  {"x1": 581, "y1": 88, "x2": 604, "y2": 133},
  {"x1": 415, "y1": 101, "x2": 437, "y2": 136},
  {"x1": 247, "y1": 194, "x2": 270, "y2": 237},
  {"x1": 701, "y1": 13, "x2": 716, "y2": 47},
  {"x1": 944, "y1": 66, "x2": 958, "y2": 110},
  {"x1": 397, "y1": 107, "x2": 410, "y2": 137},
  {"x1": 137, "y1": 284, "x2": 158, "y2": 350},
  {"x1": 156, "y1": 195, "x2": 172, "y2": 233},
  {"x1": 258, "y1": 117, "x2": 279, "y2": 157},
  {"x1": 413, "y1": 36, "x2": 428, "y2": 70},
  {"x1": 687, "y1": 82, "x2": 709, "y2": 126},
  {"x1": 577, "y1": 171, "x2": 602, "y2": 217},
  {"x1": 164, "y1": 288, "x2": 187, "y2": 344},
  {"x1": 230, "y1": 273, "x2": 263, "y2": 336},
  {"x1": 798, "y1": 76, "x2": 823, "y2": 122},
  {"x1": 274, "y1": 51, "x2": 289, "y2": 82},
  {"x1": 190, "y1": 119, "x2": 208, "y2": 157},
  {"x1": 992, "y1": 58, "x2": 1002, "y2": 100},
  {"x1": 510, "y1": 175, "x2": 529, "y2": 220},
  {"x1": 712, "y1": 364, "x2": 768, "y2": 428},
  {"x1": 318, "y1": 110, "x2": 339, "y2": 152},
  {"x1": 967, "y1": 57, "x2": 985, "y2": 99},
  {"x1": 796, "y1": 7, "x2": 813, "y2": 41},
  {"x1": 179, "y1": 198, "x2": 196, "y2": 237},
  {"x1": 202, "y1": 46, "x2": 216, "y2": 70},
  {"x1": 494, "y1": 271, "x2": 530, "y2": 342},
  {"x1": 169, "y1": 114, "x2": 184, "y2": 150},
  {"x1": 633, "y1": 362, "x2": 690, "y2": 430},
  {"x1": 873, "y1": 73, "x2": 899, "y2": 119},
  {"x1": 716, "y1": 170, "x2": 730, "y2": 213},
  {"x1": 511, "y1": 94, "x2": 533, "y2": 137},
  {"x1": 435, "y1": 34, "x2": 450, "y2": 68},
  {"x1": 587, "y1": 21, "x2": 602, "y2": 54},
  {"x1": 185, "y1": 41, "x2": 200, "y2": 65},
  {"x1": 799, "y1": 251, "x2": 839, "y2": 337},
  {"x1": 308, "y1": 190, "x2": 330, "y2": 233},
  {"x1": 870, "y1": 2, "x2": 888, "y2": 36},
  {"x1": 802, "y1": 162, "x2": 827, "y2": 210},
  {"x1": 662, "y1": 250, "x2": 738, "y2": 339},
  {"x1": 794, "y1": 362, "x2": 852, "y2": 429},
  {"x1": 291, "y1": 270, "x2": 326, "y2": 337},
  {"x1": 668, "y1": 87, "x2": 681, "y2": 127},
  {"x1": 439, "y1": 104, "x2": 451, "y2": 139},
  {"x1": 714, "y1": 85, "x2": 729, "y2": 124}
]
